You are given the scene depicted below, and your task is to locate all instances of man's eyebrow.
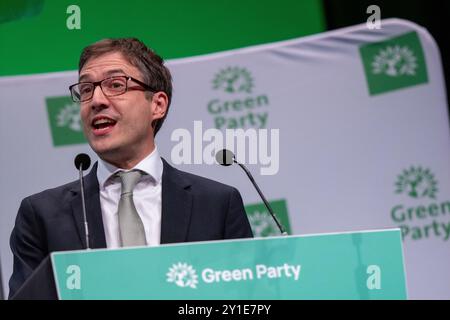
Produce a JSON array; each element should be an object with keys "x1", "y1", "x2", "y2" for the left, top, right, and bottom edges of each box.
[
  {"x1": 79, "y1": 69, "x2": 127, "y2": 82},
  {"x1": 104, "y1": 69, "x2": 127, "y2": 77}
]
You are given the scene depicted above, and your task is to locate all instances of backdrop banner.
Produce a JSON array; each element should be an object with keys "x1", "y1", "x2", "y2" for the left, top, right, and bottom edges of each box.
[{"x1": 1, "y1": 19, "x2": 449, "y2": 299}]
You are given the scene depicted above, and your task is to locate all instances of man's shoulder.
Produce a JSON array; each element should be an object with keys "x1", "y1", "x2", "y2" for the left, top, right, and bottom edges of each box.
[
  {"x1": 179, "y1": 168, "x2": 236, "y2": 190},
  {"x1": 163, "y1": 160, "x2": 239, "y2": 196},
  {"x1": 23, "y1": 179, "x2": 79, "y2": 204},
  {"x1": 23, "y1": 163, "x2": 99, "y2": 205}
]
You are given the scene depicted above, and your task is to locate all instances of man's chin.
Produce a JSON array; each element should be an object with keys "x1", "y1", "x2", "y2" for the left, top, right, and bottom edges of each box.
[{"x1": 89, "y1": 140, "x2": 120, "y2": 159}]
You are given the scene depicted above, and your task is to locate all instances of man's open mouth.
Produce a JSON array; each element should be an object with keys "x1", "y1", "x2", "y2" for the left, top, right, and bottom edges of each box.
[{"x1": 91, "y1": 117, "x2": 117, "y2": 135}]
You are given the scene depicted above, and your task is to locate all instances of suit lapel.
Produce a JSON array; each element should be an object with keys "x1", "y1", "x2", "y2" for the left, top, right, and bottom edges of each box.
[
  {"x1": 70, "y1": 159, "x2": 191, "y2": 247},
  {"x1": 160, "y1": 159, "x2": 193, "y2": 244},
  {"x1": 70, "y1": 162, "x2": 107, "y2": 249}
]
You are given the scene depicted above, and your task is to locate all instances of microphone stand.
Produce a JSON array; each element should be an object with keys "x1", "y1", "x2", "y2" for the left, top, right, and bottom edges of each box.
[
  {"x1": 78, "y1": 165, "x2": 90, "y2": 249},
  {"x1": 234, "y1": 159, "x2": 288, "y2": 236}
]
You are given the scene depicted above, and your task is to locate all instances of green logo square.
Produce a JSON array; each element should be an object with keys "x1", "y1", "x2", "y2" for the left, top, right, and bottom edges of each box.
[
  {"x1": 359, "y1": 31, "x2": 428, "y2": 95},
  {"x1": 245, "y1": 199, "x2": 291, "y2": 237},
  {"x1": 46, "y1": 96, "x2": 87, "y2": 147}
]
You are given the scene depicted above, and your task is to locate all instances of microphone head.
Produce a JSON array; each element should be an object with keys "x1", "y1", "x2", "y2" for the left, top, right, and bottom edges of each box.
[
  {"x1": 215, "y1": 149, "x2": 234, "y2": 166},
  {"x1": 74, "y1": 153, "x2": 91, "y2": 171}
]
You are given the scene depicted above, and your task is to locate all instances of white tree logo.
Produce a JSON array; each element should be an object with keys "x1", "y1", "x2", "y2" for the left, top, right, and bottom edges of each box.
[
  {"x1": 166, "y1": 263, "x2": 198, "y2": 289},
  {"x1": 57, "y1": 102, "x2": 82, "y2": 131},
  {"x1": 371, "y1": 45, "x2": 418, "y2": 77},
  {"x1": 248, "y1": 211, "x2": 278, "y2": 237}
]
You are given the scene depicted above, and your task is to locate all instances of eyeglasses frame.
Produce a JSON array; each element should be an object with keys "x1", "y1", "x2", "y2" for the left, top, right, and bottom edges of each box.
[{"x1": 69, "y1": 75, "x2": 158, "y2": 102}]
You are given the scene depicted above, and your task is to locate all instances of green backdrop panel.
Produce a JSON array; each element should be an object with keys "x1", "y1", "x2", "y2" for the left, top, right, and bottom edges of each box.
[{"x1": 0, "y1": 0, "x2": 325, "y2": 76}]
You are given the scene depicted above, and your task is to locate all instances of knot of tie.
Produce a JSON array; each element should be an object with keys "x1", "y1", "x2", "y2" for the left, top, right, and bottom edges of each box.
[{"x1": 117, "y1": 170, "x2": 143, "y2": 196}]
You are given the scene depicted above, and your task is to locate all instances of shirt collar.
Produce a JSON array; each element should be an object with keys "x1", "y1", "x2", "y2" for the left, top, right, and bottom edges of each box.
[{"x1": 96, "y1": 146, "x2": 163, "y2": 188}]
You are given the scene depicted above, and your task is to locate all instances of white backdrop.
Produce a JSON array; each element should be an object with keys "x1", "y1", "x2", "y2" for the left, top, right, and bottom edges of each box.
[{"x1": 1, "y1": 19, "x2": 449, "y2": 299}]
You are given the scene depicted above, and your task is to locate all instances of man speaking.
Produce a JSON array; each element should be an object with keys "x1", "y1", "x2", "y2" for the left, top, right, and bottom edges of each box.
[{"x1": 9, "y1": 38, "x2": 253, "y2": 298}]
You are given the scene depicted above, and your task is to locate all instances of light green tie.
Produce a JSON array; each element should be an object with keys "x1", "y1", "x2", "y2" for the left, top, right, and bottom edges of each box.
[{"x1": 117, "y1": 170, "x2": 147, "y2": 247}]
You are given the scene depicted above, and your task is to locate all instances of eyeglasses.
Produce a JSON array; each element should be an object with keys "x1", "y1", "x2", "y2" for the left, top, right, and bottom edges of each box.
[{"x1": 69, "y1": 75, "x2": 157, "y2": 102}]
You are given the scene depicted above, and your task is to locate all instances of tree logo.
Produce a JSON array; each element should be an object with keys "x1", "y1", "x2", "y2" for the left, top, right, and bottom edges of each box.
[
  {"x1": 372, "y1": 45, "x2": 417, "y2": 77},
  {"x1": 395, "y1": 166, "x2": 438, "y2": 199},
  {"x1": 359, "y1": 31, "x2": 428, "y2": 95},
  {"x1": 212, "y1": 67, "x2": 253, "y2": 93},
  {"x1": 166, "y1": 262, "x2": 198, "y2": 289},
  {"x1": 247, "y1": 211, "x2": 279, "y2": 237},
  {"x1": 56, "y1": 102, "x2": 82, "y2": 132},
  {"x1": 245, "y1": 199, "x2": 291, "y2": 237},
  {"x1": 46, "y1": 96, "x2": 87, "y2": 147}
]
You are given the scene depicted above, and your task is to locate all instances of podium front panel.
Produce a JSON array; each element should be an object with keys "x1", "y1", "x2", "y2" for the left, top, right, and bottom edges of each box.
[{"x1": 51, "y1": 229, "x2": 407, "y2": 300}]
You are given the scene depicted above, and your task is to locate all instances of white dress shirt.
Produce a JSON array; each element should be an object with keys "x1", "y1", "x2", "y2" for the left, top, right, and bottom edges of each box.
[{"x1": 96, "y1": 147, "x2": 163, "y2": 248}]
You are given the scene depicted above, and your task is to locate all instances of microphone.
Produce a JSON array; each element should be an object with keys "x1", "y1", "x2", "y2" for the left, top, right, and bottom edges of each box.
[
  {"x1": 216, "y1": 149, "x2": 288, "y2": 236},
  {"x1": 74, "y1": 153, "x2": 91, "y2": 249}
]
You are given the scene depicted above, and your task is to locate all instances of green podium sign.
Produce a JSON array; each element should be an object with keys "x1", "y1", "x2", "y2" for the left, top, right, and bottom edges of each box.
[{"x1": 51, "y1": 229, "x2": 407, "y2": 299}]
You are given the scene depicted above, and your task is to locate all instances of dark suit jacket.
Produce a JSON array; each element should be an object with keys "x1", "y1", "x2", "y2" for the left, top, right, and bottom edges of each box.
[{"x1": 9, "y1": 159, "x2": 253, "y2": 298}]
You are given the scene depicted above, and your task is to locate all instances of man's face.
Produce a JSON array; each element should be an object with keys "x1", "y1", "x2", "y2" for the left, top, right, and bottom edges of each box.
[{"x1": 79, "y1": 52, "x2": 166, "y2": 167}]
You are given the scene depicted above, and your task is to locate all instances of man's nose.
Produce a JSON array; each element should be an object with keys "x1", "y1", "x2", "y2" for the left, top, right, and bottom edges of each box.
[{"x1": 90, "y1": 85, "x2": 110, "y2": 111}]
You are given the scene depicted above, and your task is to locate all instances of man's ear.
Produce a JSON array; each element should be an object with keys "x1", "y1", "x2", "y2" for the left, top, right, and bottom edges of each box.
[{"x1": 151, "y1": 91, "x2": 168, "y2": 121}]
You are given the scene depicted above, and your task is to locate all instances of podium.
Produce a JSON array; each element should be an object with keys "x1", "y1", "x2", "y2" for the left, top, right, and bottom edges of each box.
[
  {"x1": 11, "y1": 257, "x2": 57, "y2": 300},
  {"x1": 12, "y1": 229, "x2": 407, "y2": 300}
]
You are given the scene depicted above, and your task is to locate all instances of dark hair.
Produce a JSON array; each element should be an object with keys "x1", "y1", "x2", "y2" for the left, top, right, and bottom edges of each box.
[{"x1": 79, "y1": 38, "x2": 172, "y2": 136}]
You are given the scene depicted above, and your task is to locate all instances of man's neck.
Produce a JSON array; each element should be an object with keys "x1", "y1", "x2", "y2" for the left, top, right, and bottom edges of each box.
[
  {"x1": 96, "y1": 146, "x2": 162, "y2": 189},
  {"x1": 101, "y1": 144, "x2": 156, "y2": 170}
]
